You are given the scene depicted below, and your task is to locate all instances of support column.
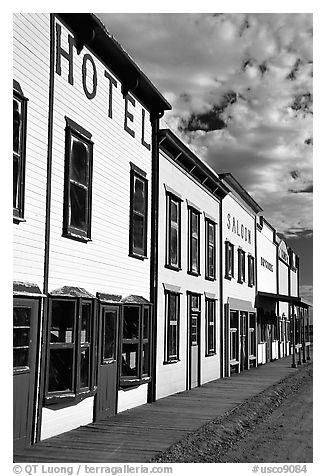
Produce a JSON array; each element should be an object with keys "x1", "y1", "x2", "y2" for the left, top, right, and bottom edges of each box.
[
  {"x1": 302, "y1": 309, "x2": 307, "y2": 363},
  {"x1": 291, "y1": 302, "x2": 297, "y2": 368}
]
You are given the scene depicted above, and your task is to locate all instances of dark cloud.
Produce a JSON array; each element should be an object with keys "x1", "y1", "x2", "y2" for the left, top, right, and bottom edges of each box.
[
  {"x1": 287, "y1": 58, "x2": 302, "y2": 80},
  {"x1": 304, "y1": 137, "x2": 313, "y2": 145},
  {"x1": 290, "y1": 170, "x2": 300, "y2": 179},
  {"x1": 288, "y1": 184, "x2": 313, "y2": 194},
  {"x1": 291, "y1": 93, "x2": 313, "y2": 114}
]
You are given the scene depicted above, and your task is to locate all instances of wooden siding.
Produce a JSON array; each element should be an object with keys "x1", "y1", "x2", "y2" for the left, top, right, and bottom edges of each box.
[
  {"x1": 156, "y1": 151, "x2": 222, "y2": 400},
  {"x1": 47, "y1": 18, "x2": 152, "y2": 299},
  {"x1": 13, "y1": 13, "x2": 50, "y2": 288},
  {"x1": 278, "y1": 261, "x2": 289, "y2": 295},
  {"x1": 222, "y1": 193, "x2": 256, "y2": 305},
  {"x1": 256, "y1": 227, "x2": 277, "y2": 294}
]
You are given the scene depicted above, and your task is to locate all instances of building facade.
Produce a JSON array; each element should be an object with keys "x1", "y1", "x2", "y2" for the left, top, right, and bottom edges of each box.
[
  {"x1": 219, "y1": 173, "x2": 262, "y2": 377},
  {"x1": 13, "y1": 13, "x2": 170, "y2": 450},
  {"x1": 155, "y1": 129, "x2": 228, "y2": 399}
]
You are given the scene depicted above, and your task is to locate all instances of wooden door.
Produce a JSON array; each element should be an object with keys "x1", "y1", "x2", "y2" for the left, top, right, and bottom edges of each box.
[
  {"x1": 188, "y1": 294, "x2": 201, "y2": 389},
  {"x1": 95, "y1": 305, "x2": 119, "y2": 421},
  {"x1": 240, "y1": 312, "x2": 248, "y2": 371},
  {"x1": 13, "y1": 298, "x2": 39, "y2": 451}
]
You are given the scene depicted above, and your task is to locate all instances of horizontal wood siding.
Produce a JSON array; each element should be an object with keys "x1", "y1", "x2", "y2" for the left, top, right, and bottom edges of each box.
[
  {"x1": 256, "y1": 227, "x2": 277, "y2": 294},
  {"x1": 117, "y1": 385, "x2": 148, "y2": 413},
  {"x1": 290, "y1": 269, "x2": 298, "y2": 297},
  {"x1": 222, "y1": 194, "x2": 256, "y2": 305},
  {"x1": 278, "y1": 261, "x2": 289, "y2": 295},
  {"x1": 13, "y1": 13, "x2": 50, "y2": 288},
  {"x1": 156, "y1": 152, "x2": 222, "y2": 400},
  {"x1": 48, "y1": 19, "x2": 152, "y2": 299}
]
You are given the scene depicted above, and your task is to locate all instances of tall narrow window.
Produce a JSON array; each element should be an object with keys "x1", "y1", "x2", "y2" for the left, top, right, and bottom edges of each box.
[
  {"x1": 238, "y1": 248, "x2": 246, "y2": 283},
  {"x1": 63, "y1": 117, "x2": 93, "y2": 242},
  {"x1": 120, "y1": 305, "x2": 151, "y2": 385},
  {"x1": 129, "y1": 164, "x2": 148, "y2": 258},
  {"x1": 230, "y1": 310, "x2": 239, "y2": 361},
  {"x1": 225, "y1": 241, "x2": 234, "y2": 279},
  {"x1": 13, "y1": 80, "x2": 28, "y2": 221},
  {"x1": 248, "y1": 255, "x2": 255, "y2": 287},
  {"x1": 46, "y1": 298, "x2": 95, "y2": 400},
  {"x1": 205, "y1": 219, "x2": 216, "y2": 280},
  {"x1": 166, "y1": 194, "x2": 181, "y2": 269},
  {"x1": 164, "y1": 291, "x2": 180, "y2": 362},
  {"x1": 249, "y1": 313, "x2": 256, "y2": 357},
  {"x1": 205, "y1": 299, "x2": 216, "y2": 355},
  {"x1": 188, "y1": 207, "x2": 200, "y2": 275}
]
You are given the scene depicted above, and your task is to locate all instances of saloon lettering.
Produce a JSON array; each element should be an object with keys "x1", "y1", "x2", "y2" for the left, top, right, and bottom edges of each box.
[
  {"x1": 261, "y1": 257, "x2": 273, "y2": 272},
  {"x1": 55, "y1": 22, "x2": 151, "y2": 150},
  {"x1": 226, "y1": 213, "x2": 252, "y2": 244}
]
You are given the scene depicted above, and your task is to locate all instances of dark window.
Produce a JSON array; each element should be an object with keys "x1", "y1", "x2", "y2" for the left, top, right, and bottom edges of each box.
[
  {"x1": 238, "y1": 248, "x2": 246, "y2": 283},
  {"x1": 205, "y1": 219, "x2": 216, "y2": 280},
  {"x1": 63, "y1": 118, "x2": 93, "y2": 242},
  {"x1": 205, "y1": 299, "x2": 216, "y2": 355},
  {"x1": 129, "y1": 165, "x2": 148, "y2": 258},
  {"x1": 13, "y1": 306, "x2": 31, "y2": 369},
  {"x1": 120, "y1": 305, "x2": 151, "y2": 384},
  {"x1": 189, "y1": 294, "x2": 200, "y2": 346},
  {"x1": 165, "y1": 291, "x2": 180, "y2": 362},
  {"x1": 188, "y1": 208, "x2": 200, "y2": 275},
  {"x1": 248, "y1": 255, "x2": 255, "y2": 287},
  {"x1": 46, "y1": 299, "x2": 95, "y2": 398},
  {"x1": 13, "y1": 82, "x2": 28, "y2": 221},
  {"x1": 166, "y1": 194, "x2": 181, "y2": 269},
  {"x1": 225, "y1": 241, "x2": 234, "y2": 279},
  {"x1": 102, "y1": 308, "x2": 117, "y2": 362},
  {"x1": 230, "y1": 310, "x2": 239, "y2": 361}
]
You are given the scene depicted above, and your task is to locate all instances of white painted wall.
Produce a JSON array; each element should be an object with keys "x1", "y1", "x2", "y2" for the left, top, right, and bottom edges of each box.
[
  {"x1": 117, "y1": 384, "x2": 148, "y2": 413},
  {"x1": 41, "y1": 396, "x2": 94, "y2": 440},
  {"x1": 290, "y1": 269, "x2": 298, "y2": 297},
  {"x1": 156, "y1": 151, "x2": 222, "y2": 400},
  {"x1": 278, "y1": 261, "x2": 289, "y2": 296},
  {"x1": 48, "y1": 18, "x2": 152, "y2": 300},
  {"x1": 13, "y1": 13, "x2": 50, "y2": 289},
  {"x1": 221, "y1": 193, "x2": 256, "y2": 306},
  {"x1": 256, "y1": 222, "x2": 277, "y2": 294}
]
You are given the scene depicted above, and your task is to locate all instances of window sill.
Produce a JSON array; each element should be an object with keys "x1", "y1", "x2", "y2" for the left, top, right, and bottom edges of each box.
[
  {"x1": 205, "y1": 276, "x2": 216, "y2": 282},
  {"x1": 187, "y1": 271, "x2": 201, "y2": 277},
  {"x1": 44, "y1": 388, "x2": 96, "y2": 406},
  {"x1": 224, "y1": 275, "x2": 233, "y2": 281},
  {"x1": 163, "y1": 359, "x2": 180, "y2": 365},
  {"x1": 13, "y1": 215, "x2": 26, "y2": 224},
  {"x1": 205, "y1": 352, "x2": 216, "y2": 357},
  {"x1": 129, "y1": 252, "x2": 148, "y2": 261},
  {"x1": 62, "y1": 231, "x2": 92, "y2": 243},
  {"x1": 119, "y1": 377, "x2": 151, "y2": 389},
  {"x1": 165, "y1": 264, "x2": 182, "y2": 272}
]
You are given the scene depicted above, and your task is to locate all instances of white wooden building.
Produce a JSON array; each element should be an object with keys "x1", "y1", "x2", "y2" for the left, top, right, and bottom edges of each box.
[
  {"x1": 155, "y1": 129, "x2": 228, "y2": 399},
  {"x1": 219, "y1": 173, "x2": 262, "y2": 377},
  {"x1": 13, "y1": 12, "x2": 170, "y2": 450}
]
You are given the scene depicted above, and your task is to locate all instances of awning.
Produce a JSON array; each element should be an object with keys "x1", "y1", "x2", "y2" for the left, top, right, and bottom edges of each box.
[
  {"x1": 256, "y1": 291, "x2": 301, "y2": 305},
  {"x1": 49, "y1": 286, "x2": 95, "y2": 299},
  {"x1": 13, "y1": 281, "x2": 46, "y2": 297},
  {"x1": 228, "y1": 297, "x2": 255, "y2": 313}
]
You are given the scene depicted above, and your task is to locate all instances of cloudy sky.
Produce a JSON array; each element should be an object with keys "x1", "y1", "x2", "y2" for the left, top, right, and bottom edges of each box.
[{"x1": 97, "y1": 12, "x2": 313, "y2": 300}]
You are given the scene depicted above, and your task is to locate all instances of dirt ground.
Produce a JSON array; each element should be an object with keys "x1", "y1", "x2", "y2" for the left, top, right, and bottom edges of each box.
[{"x1": 152, "y1": 362, "x2": 313, "y2": 463}]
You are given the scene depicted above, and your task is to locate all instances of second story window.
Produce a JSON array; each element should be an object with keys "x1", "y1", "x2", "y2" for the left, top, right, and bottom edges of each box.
[
  {"x1": 248, "y1": 255, "x2": 255, "y2": 287},
  {"x1": 225, "y1": 241, "x2": 234, "y2": 279},
  {"x1": 205, "y1": 219, "x2": 216, "y2": 280},
  {"x1": 188, "y1": 207, "x2": 200, "y2": 275},
  {"x1": 238, "y1": 248, "x2": 246, "y2": 283},
  {"x1": 13, "y1": 80, "x2": 28, "y2": 222},
  {"x1": 166, "y1": 193, "x2": 181, "y2": 270},
  {"x1": 129, "y1": 164, "x2": 148, "y2": 259},
  {"x1": 63, "y1": 117, "x2": 93, "y2": 242}
]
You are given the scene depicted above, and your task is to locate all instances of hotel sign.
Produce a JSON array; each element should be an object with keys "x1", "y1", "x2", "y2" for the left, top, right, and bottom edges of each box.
[
  {"x1": 226, "y1": 213, "x2": 252, "y2": 244},
  {"x1": 278, "y1": 240, "x2": 289, "y2": 264},
  {"x1": 261, "y1": 257, "x2": 273, "y2": 272}
]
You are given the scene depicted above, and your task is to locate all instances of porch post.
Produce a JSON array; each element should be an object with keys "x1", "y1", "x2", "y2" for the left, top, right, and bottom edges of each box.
[{"x1": 291, "y1": 301, "x2": 297, "y2": 368}]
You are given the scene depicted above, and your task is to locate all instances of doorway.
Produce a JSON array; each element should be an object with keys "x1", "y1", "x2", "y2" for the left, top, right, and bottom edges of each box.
[
  {"x1": 95, "y1": 305, "x2": 119, "y2": 421},
  {"x1": 188, "y1": 293, "x2": 201, "y2": 389},
  {"x1": 13, "y1": 298, "x2": 39, "y2": 451},
  {"x1": 240, "y1": 311, "x2": 248, "y2": 371}
]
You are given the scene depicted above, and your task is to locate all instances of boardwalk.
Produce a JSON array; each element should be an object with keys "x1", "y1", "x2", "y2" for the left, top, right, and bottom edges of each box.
[{"x1": 14, "y1": 355, "x2": 311, "y2": 463}]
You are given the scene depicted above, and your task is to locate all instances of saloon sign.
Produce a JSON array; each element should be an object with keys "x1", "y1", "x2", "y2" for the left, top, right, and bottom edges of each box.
[
  {"x1": 226, "y1": 213, "x2": 252, "y2": 244},
  {"x1": 55, "y1": 22, "x2": 151, "y2": 150}
]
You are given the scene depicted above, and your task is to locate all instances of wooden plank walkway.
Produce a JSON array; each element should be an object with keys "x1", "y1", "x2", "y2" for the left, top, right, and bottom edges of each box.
[{"x1": 14, "y1": 355, "x2": 310, "y2": 463}]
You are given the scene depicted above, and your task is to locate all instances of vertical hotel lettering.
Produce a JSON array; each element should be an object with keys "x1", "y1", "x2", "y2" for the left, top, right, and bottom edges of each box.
[{"x1": 55, "y1": 22, "x2": 151, "y2": 150}]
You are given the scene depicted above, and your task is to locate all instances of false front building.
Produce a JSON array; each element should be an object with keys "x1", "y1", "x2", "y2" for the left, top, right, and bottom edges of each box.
[{"x1": 13, "y1": 13, "x2": 170, "y2": 450}]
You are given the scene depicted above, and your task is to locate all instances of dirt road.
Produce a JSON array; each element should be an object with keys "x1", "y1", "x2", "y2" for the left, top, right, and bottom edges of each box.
[{"x1": 153, "y1": 362, "x2": 313, "y2": 463}]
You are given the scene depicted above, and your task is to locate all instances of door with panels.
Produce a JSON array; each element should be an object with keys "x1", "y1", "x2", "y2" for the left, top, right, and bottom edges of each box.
[{"x1": 188, "y1": 293, "x2": 201, "y2": 389}]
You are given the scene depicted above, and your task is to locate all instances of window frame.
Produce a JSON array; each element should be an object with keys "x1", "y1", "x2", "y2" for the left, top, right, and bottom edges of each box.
[
  {"x1": 205, "y1": 298, "x2": 216, "y2": 356},
  {"x1": 13, "y1": 81, "x2": 28, "y2": 222},
  {"x1": 129, "y1": 164, "x2": 148, "y2": 259},
  {"x1": 238, "y1": 248, "x2": 246, "y2": 284},
  {"x1": 164, "y1": 291, "x2": 180, "y2": 364},
  {"x1": 225, "y1": 240, "x2": 234, "y2": 279},
  {"x1": 62, "y1": 117, "x2": 93, "y2": 243},
  {"x1": 230, "y1": 310, "x2": 239, "y2": 362},
  {"x1": 45, "y1": 297, "x2": 96, "y2": 404},
  {"x1": 166, "y1": 193, "x2": 182, "y2": 270},
  {"x1": 248, "y1": 312, "x2": 256, "y2": 357},
  {"x1": 205, "y1": 219, "x2": 216, "y2": 280},
  {"x1": 248, "y1": 254, "x2": 255, "y2": 287},
  {"x1": 119, "y1": 304, "x2": 152, "y2": 387},
  {"x1": 188, "y1": 207, "x2": 200, "y2": 276}
]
